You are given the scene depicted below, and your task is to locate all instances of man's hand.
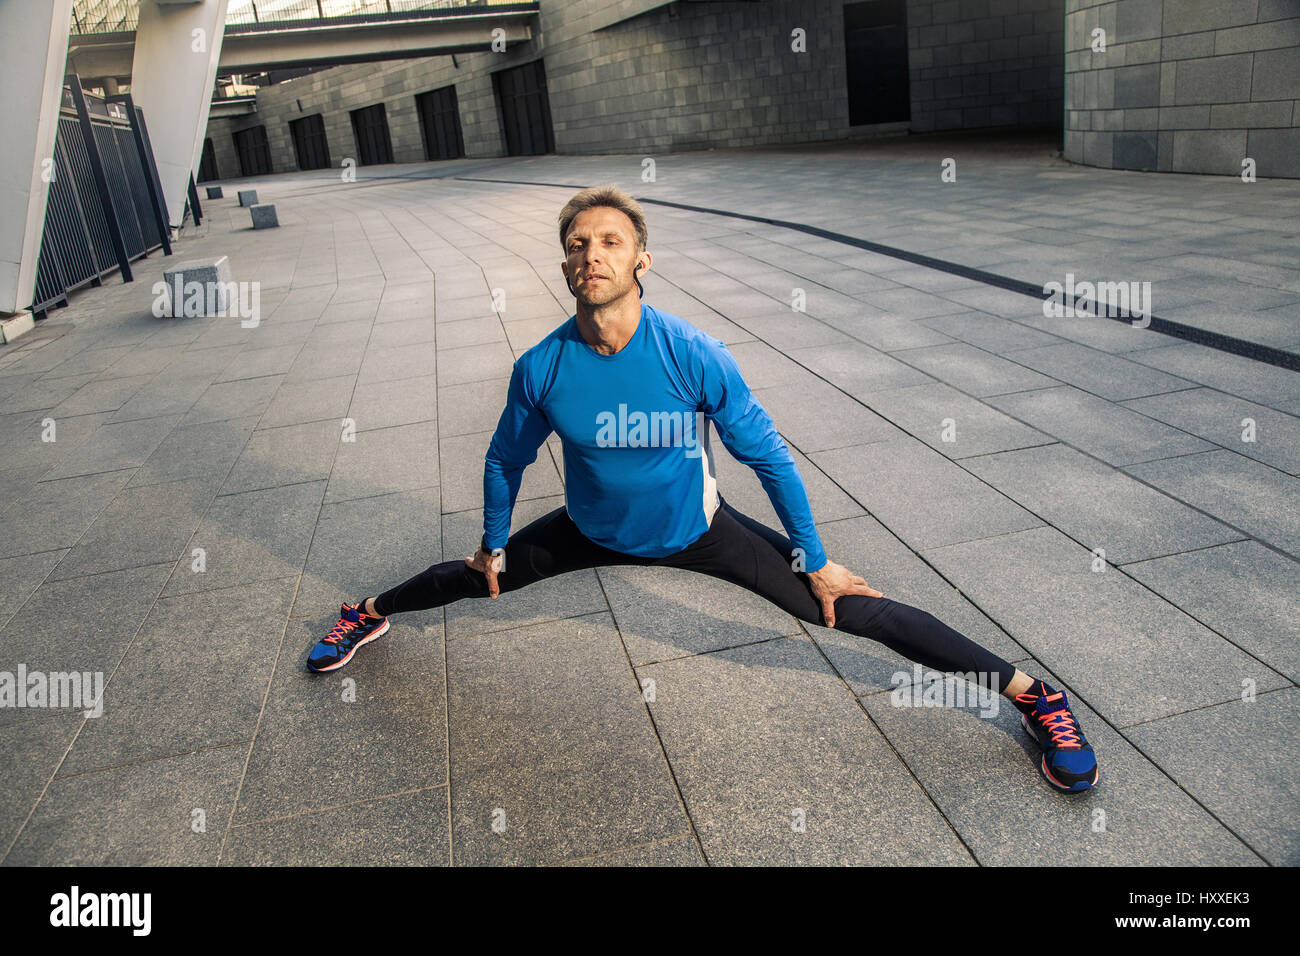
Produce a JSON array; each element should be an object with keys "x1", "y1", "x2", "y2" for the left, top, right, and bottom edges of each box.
[
  {"x1": 465, "y1": 546, "x2": 504, "y2": 599},
  {"x1": 805, "y1": 559, "x2": 882, "y2": 628}
]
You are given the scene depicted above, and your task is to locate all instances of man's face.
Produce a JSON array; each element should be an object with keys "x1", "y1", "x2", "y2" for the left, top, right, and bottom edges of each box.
[{"x1": 562, "y1": 206, "x2": 645, "y2": 307}]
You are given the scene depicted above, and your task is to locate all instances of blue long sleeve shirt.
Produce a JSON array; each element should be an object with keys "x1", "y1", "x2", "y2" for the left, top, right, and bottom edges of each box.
[{"x1": 482, "y1": 304, "x2": 828, "y2": 573}]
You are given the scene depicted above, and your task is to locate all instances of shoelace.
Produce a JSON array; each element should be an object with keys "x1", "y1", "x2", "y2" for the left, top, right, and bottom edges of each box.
[
  {"x1": 1037, "y1": 707, "x2": 1082, "y2": 748},
  {"x1": 323, "y1": 610, "x2": 360, "y2": 645}
]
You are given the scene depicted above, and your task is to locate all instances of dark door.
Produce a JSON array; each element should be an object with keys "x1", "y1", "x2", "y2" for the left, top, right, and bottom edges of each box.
[
  {"x1": 290, "y1": 113, "x2": 331, "y2": 170},
  {"x1": 493, "y1": 60, "x2": 555, "y2": 156},
  {"x1": 844, "y1": 0, "x2": 910, "y2": 126},
  {"x1": 233, "y1": 124, "x2": 272, "y2": 176},
  {"x1": 415, "y1": 85, "x2": 464, "y2": 160},
  {"x1": 350, "y1": 103, "x2": 394, "y2": 165},
  {"x1": 198, "y1": 137, "x2": 219, "y2": 182}
]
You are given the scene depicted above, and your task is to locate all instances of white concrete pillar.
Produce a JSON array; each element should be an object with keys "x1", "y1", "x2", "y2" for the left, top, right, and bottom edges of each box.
[
  {"x1": 130, "y1": 0, "x2": 230, "y2": 228},
  {"x1": 0, "y1": 0, "x2": 75, "y2": 319}
]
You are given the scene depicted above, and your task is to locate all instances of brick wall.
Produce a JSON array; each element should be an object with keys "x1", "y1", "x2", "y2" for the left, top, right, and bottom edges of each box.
[
  {"x1": 1063, "y1": 0, "x2": 1300, "y2": 177},
  {"x1": 909, "y1": 0, "x2": 1066, "y2": 132}
]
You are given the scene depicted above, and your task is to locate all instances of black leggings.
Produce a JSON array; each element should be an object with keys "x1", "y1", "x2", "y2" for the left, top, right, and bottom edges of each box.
[{"x1": 374, "y1": 497, "x2": 1018, "y2": 693}]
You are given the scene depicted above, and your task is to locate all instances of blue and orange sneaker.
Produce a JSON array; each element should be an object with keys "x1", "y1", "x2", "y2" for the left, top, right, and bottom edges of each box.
[
  {"x1": 307, "y1": 602, "x2": 390, "y2": 672},
  {"x1": 1017, "y1": 689, "x2": 1099, "y2": 794}
]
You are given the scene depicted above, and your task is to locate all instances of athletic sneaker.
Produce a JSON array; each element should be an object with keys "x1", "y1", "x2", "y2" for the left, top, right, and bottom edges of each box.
[
  {"x1": 307, "y1": 602, "x2": 389, "y2": 672},
  {"x1": 1017, "y1": 689, "x2": 1099, "y2": 793}
]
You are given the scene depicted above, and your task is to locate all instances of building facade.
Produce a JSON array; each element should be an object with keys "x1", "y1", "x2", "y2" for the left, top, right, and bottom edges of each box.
[{"x1": 201, "y1": 0, "x2": 1299, "y2": 181}]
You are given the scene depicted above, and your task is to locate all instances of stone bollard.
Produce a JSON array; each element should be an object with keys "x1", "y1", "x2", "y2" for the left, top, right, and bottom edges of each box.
[
  {"x1": 237, "y1": 189, "x2": 258, "y2": 207},
  {"x1": 158, "y1": 256, "x2": 235, "y2": 318},
  {"x1": 205, "y1": 185, "x2": 224, "y2": 199},
  {"x1": 250, "y1": 204, "x2": 279, "y2": 229}
]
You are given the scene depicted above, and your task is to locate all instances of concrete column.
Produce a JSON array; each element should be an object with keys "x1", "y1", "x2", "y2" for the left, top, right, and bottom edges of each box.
[
  {"x1": 130, "y1": 0, "x2": 230, "y2": 228},
  {"x1": 0, "y1": 0, "x2": 75, "y2": 322}
]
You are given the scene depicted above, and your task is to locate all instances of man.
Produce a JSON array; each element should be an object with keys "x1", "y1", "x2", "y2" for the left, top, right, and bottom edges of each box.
[{"x1": 308, "y1": 185, "x2": 1099, "y2": 795}]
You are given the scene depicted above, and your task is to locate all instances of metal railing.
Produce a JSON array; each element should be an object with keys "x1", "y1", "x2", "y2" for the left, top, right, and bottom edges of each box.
[
  {"x1": 31, "y1": 77, "x2": 171, "y2": 317},
  {"x1": 69, "y1": 0, "x2": 533, "y2": 35}
]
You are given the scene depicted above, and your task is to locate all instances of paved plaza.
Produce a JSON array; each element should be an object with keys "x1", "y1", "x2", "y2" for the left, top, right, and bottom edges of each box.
[{"x1": 1, "y1": 133, "x2": 1297, "y2": 865}]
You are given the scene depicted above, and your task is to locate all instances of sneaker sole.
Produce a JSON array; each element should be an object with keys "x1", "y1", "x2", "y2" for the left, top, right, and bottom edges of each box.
[
  {"x1": 307, "y1": 618, "x2": 390, "y2": 673},
  {"x1": 1021, "y1": 712, "x2": 1099, "y2": 794}
]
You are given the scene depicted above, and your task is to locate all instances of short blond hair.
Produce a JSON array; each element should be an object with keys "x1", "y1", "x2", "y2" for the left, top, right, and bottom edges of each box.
[{"x1": 557, "y1": 185, "x2": 648, "y2": 252}]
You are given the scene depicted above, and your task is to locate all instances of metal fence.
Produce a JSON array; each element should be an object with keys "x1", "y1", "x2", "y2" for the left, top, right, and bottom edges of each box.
[{"x1": 31, "y1": 78, "x2": 171, "y2": 317}]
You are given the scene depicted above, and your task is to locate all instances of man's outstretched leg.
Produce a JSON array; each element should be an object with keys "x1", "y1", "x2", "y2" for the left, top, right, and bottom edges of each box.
[
  {"x1": 656, "y1": 498, "x2": 1099, "y2": 794},
  {"x1": 305, "y1": 505, "x2": 640, "y2": 673}
]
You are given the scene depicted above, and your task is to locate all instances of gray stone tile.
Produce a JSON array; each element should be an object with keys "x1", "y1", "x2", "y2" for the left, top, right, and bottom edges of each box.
[
  {"x1": 1124, "y1": 541, "x2": 1300, "y2": 683},
  {"x1": 711, "y1": 438, "x2": 867, "y2": 529},
  {"x1": 50, "y1": 374, "x2": 154, "y2": 417},
  {"x1": 59, "y1": 577, "x2": 297, "y2": 775},
  {"x1": 258, "y1": 373, "x2": 354, "y2": 429},
  {"x1": 212, "y1": 343, "x2": 302, "y2": 382},
  {"x1": 1127, "y1": 342, "x2": 1300, "y2": 407},
  {"x1": 222, "y1": 419, "x2": 340, "y2": 494},
  {"x1": 447, "y1": 614, "x2": 686, "y2": 865},
  {"x1": 820, "y1": 310, "x2": 956, "y2": 351},
  {"x1": 892, "y1": 342, "x2": 1058, "y2": 396},
  {"x1": 442, "y1": 499, "x2": 609, "y2": 639},
  {"x1": 1006, "y1": 342, "x2": 1196, "y2": 400},
  {"x1": 162, "y1": 480, "x2": 324, "y2": 597},
  {"x1": 294, "y1": 487, "x2": 443, "y2": 619},
  {"x1": 127, "y1": 415, "x2": 258, "y2": 488},
  {"x1": 862, "y1": 381, "x2": 1052, "y2": 459},
  {"x1": 1122, "y1": 388, "x2": 1300, "y2": 475},
  {"x1": 558, "y1": 834, "x2": 704, "y2": 866},
  {"x1": 438, "y1": 430, "x2": 562, "y2": 514},
  {"x1": 436, "y1": 316, "x2": 507, "y2": 350},
  {"x1": 368, "y1": 317, "x2": 437, "y2": 350},
  {"x1": 920, "y1": 311, "x2": 1065, "y2": 353},
  {"x1": 0, "y1": 715, "x2": 82, "y2": 855},
  {"x1": 358, "y1": 342, "x2": 438, "y2": 384},
  {"x1": 787, "y1": 340, "x2": 934, "y2": 397},
  {"x1": 729, "y1": 309, "x2": 854, "y2": 351},
  {"x1": 725, "y1": 339, "x2": 815, "y2": 391},
  {"x1": 601, "y1": 559, "x2": 802, "y2": 666},
  {"x1": 4, "y1": 744, "x2": 246, "y2": 865},
  {"x1": 812, "y1": 436, "x2": 1043, "y2": 549},
  {"x1": 232, "y1": 617, "x2": 446, "y2": 824},
  {"x1": 1, "y1": 373, "x2": 96, "y2": 414},
  {"x1": 438, "y1": 377, "x2": 511, "y2": 437},
  {"x1": 437, "y1": 344, "x2": 516, "y2": 390},
  {"x1": 221, "y1": 786, "x2": 450, "y2": 865},
  {"x1": 348, "y1": 373, "x2": 437, "y2": 432},
  {"x1": 181, "y1": 375, "x2": 283, "y2": 426},
  {"x1": 325, "y1": 420, "x2": 440, "y2": 504},
  {"x1": 0, "y1": 469, "x2": 134, "y2": 558},
  {"x1": 1126, "y1": 690, "x2": 1299, "y2": 865},
  {"x1": 0, "y1": 566, "x2": 171, "y2": 714},
  {"x1": 964, "y1": 443, "x2": 1240, "y2": 564},
  {"x1": 47, "y1": 479, "x2": 216, "y2": 581},
  {"x1": 860, "y1": 660, "x2": 1260, "y2": 865},
  {"x1": 988, "y1": 385, "x2": 1216, "y2": 465},
  {"x1": 0, "y1": 549, "x2": 67, "y2": 625},
  {"x1": 808, "y1": 515, "x2": 1027, "y2": 695},
  {"x1": 751, "y1": 379, "x2": 898, "y2": 453},
  {"x1": 1126, "y1": 450, "x2": 1300, "y2": 557},
  {"x1": 43, "y1": 415, "x2": 180, "y2": 480},
  {"x1": 641, "y1": 635, "x2": 975, "y2": 865},
  {"x1": 924, "y1": 527, "x2": 1290, "y2": 726},
  {"x1": 282, "y1": 343, "x2": 363, "y2": 386}
]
